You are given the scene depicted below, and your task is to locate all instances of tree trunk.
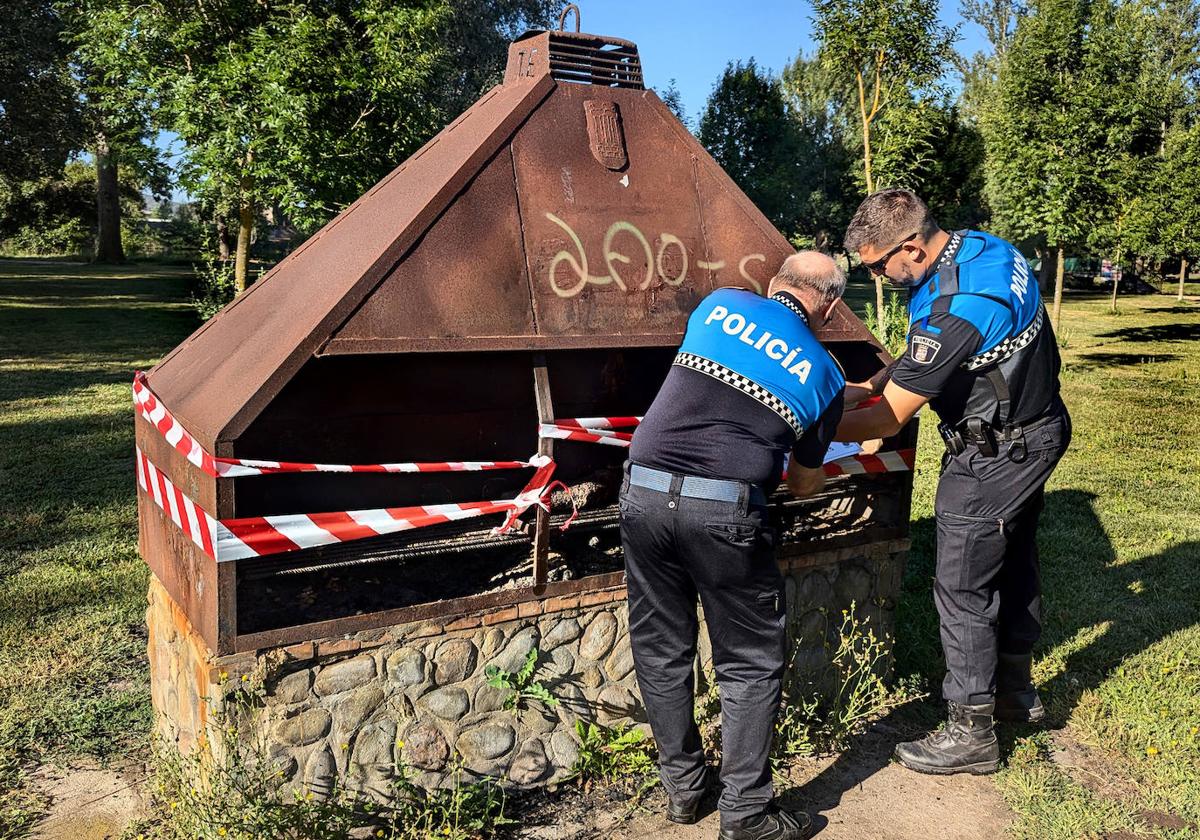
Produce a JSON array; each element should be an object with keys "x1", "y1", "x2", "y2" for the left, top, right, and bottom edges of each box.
[
  {"x1": 1110, "y1": 248, "x2": 1121, "y2": 313},
  {"x1": 215, "y1": 214, "x2": 232, "y2": 261},
  {"x1": 234, "y1": 199, "x2": 253, "y2": 294},
  {"x1": 1180, "y1": 256, "x2": 1190, "y2": 302},
  {"x1": 94, "y1": 132, "x2": 124, "y2": 263},
  {"x1": 1052, "y1": 246, "x2": 1065, "y2": 332}
]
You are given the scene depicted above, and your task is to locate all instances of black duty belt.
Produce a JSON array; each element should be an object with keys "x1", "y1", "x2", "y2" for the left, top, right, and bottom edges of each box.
[{"x1": 939, "y1": 401, "x2": 1063, "y2": 462}]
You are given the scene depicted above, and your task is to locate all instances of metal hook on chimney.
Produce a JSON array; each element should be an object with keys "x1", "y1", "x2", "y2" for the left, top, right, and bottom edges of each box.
[{"x1": 558, "y1": 4, "x2": 581, "y2": 32}]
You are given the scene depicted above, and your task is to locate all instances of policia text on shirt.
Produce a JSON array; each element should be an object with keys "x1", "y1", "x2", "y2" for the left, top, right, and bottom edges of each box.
[{"x1": 837, "y1": 188, "x2": 1070, "y2": 777}]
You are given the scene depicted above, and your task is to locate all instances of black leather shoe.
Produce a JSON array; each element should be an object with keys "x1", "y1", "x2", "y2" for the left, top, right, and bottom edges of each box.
[
  {"x1": 718, "y1": 806, "x2": 812, "y2": 839},
  {"x1": 666, "y1": 767, "x2": 716, "y2": 825},
  {"x1": 894, "y1": 701, "x2": 1000, "y2": 775},
  {"x1": 994, "y1": 653, "x2": 1045, "y2": 723}
]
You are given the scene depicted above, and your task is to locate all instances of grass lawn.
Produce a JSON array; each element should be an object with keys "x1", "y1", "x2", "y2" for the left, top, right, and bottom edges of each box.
[
  {"x1": 0, "y1": 260, "x2": 1197, "y2": 838},
  {"x1": 0, "y1": 259, "x2": 197, "y2": 838}
]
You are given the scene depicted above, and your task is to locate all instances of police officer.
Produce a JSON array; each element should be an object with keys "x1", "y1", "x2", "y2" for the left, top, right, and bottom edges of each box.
[
  {"x1": 621, "y1": 252, "x2": 848, "y2": 840},
  {"x1": 836, "y1": 189, "x2": 1071, "y2": 775}
]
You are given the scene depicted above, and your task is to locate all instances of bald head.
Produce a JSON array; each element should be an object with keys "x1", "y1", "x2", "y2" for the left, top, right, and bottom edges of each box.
[{"x1": 768, "y1": 250, "x2": 846, "y2": 310}]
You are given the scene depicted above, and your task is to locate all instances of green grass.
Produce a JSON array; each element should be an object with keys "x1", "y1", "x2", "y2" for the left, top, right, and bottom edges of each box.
[
  {"x1": 887, "y1": 291, "x2": 1200, "y2": 838},
  {"x1": 0, "y1": 259, "x2": 198, "y2": 838},
  {"x1": 0, "y1": 260, "x2": 1197, "y2": 838}
]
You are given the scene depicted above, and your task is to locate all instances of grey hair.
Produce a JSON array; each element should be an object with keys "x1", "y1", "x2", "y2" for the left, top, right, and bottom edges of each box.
[
  {"x1": 771, "y1": 251, "x2": 847, "y2": 307},
  {"x1": 844, "y1": 188, "x2": 939, "y2": 252}
]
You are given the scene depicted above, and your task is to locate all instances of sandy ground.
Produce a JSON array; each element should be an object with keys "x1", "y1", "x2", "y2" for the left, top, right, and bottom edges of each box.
[
  {"x1": 28, "y1": 760, "x2": 148, "y2": 840},
  {"x1": 517, "y1": 722, "x2": 1014, "y2": 840}
]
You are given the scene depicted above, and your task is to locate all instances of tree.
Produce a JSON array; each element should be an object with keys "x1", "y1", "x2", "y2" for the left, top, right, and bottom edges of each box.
[
  {"x1": 0, "y1": 0, "x2": 83, "y2": 187},
  {"x1": 980, "y1": 0, "x2": 1107, "y2": 330},
  {"x1": 812, "y1": 0, "x2": 956, "y2": 337},
  {"x1": 779, "y1": 56, "x2": 859, "y2": 251},
  {"x1": 1080, "y1": 0, "x2": 1169, "y2": 312},
  {"x1": 84, "y1": 0, "x2": 552, "y2": 291},
  {"x1": 1158, "y1": 121, "x2": 1200, "y2": 301},
  {"x1": 657, "y1": 78, "x2": 689, "y2": 128},
  {"x1": 698, "y1": 60, "x2": 807, "y2": 237}
]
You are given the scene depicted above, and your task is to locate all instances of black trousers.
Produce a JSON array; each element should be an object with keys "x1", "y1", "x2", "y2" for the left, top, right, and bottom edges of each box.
[
  {"x1": 934, "y1": 404, "x2": 1071, "y2": 704},
  {"x1": 619, "y1": 470, "x2": 785, "y2": 829}
]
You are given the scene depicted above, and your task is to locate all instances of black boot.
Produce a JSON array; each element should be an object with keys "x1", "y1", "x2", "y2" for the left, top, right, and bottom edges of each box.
[
  {"x1": 894, "y1": 701, "x2": 1000, "y2": 775},
  {"x1": 995, "y1": 653, "x2": 1045, "y2": 723},
  {"x1": 718, "y1": 805, "x2": 812, "y2": 840},
  {"x1": 666, "y1": 765, "x2": 717, "y2": 825}
]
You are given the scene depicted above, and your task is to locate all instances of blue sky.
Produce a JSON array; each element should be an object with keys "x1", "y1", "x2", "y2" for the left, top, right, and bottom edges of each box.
[
  {"x1": 562, "y1": 0, "x2": 987, "y2": 122},
  {"x1": 160, "y1": 0, "x2": 989, "y2": 201}
]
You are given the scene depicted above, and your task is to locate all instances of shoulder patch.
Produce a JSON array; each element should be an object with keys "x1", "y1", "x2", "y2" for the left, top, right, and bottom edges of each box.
[{"x1": 910, "y1": 334, "x2": 942, "y2": 365}]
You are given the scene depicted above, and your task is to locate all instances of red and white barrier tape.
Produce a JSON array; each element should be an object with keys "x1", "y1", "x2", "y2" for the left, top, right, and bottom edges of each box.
[
  {"x1": 133, "y1": 372, "x2": 537, "y2": 477},
  {"x1": 539, "y1": 415, "x2": 915, "y2": 478},
  {"x1": 136, "y1": 445, "x2": 219, "y2": 557},
  {"x1": 136, "y1": 447, "x2": 561, "y2": 561},
  {"x1": 134, "y1": 373, "x2": 911, "y2": 563}
]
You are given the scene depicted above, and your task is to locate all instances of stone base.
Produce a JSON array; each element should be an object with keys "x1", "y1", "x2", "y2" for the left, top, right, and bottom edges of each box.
[{"x1": 147, "y1": 538, "x2": 908, "y2": 798}]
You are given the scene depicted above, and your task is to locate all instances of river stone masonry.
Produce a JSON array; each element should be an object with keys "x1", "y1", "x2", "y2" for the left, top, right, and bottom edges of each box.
[{"x1": 147, "y1": 537, "x2": 908, "y2": 798}]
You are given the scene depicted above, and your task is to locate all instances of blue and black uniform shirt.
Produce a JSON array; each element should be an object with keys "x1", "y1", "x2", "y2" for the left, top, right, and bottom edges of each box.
[
  {"x1": 891, "y1": 230, "x2": 1061, "y2": 427},
  {"x1": 631, "y1": 288, "x2": 846, "y2": 488}
]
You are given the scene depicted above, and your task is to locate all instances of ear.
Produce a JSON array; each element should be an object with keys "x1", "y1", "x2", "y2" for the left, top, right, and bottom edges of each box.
[
  {"x1": 906, "y1": 241, "x2": 928, "y2": 264},
  {"x1": 822, "y1": 298, "x2": 839, "y2": 324}
]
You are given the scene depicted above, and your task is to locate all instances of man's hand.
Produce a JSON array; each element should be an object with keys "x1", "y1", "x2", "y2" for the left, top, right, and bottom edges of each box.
[
  {"x1": 835, "y1": 380, "x2": 929, "y2": 442},
  {"x1": 786, "y1": 460, "x2": 825, "y2": 498}
]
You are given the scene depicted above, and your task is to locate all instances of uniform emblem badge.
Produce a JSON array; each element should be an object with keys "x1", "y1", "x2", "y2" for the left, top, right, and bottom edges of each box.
[{"x1": 911, "y1": 335, "x2": 942, "y2": 365}]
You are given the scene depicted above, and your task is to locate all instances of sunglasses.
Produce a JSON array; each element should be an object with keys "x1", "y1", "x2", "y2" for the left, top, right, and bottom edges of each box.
[{"x1": 864, "y1": 232, "x2": 919, "y2": 275}]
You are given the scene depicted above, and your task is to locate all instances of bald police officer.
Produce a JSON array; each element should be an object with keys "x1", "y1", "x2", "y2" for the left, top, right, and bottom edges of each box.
[
  {"x1": 836, "y1": 189, "x2": 1071, "y2": 775},
  {"x1": 621, "y1": 252, "x2": 849, "y2": 840}
]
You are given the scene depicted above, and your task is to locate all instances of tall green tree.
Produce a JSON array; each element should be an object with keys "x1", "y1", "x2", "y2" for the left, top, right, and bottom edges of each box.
[
  {"x1": 698, "y1": 60, "x2": 807, "y2": 237},
  {"x1": 779, "y1": 56, "x2": 859, "y2": 251},
  {"x1": 811, "y1": 0, "x2": 956, "y2": 336},
  {"x1": 1158, "y1": 121, "x2": 1200, "y2": 300},
  {"x1": 83, "y1": 0, "x2": 551, "y2": 291},
  {"x1": 0, "y1": 0, "x2": 83, "y2": 187},
  {"x1": 980, "y1": 0, "x2": 1104, "y2": 330}
]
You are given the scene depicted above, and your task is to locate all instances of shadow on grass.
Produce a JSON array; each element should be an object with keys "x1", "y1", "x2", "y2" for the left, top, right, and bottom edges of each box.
[
  {"x1": 788, "y1": 488, "x2": 1200, "y2": 829},
  {"x1": 1072, "y1": 352, "x2": 1182, "y2": 369},
  {"x1": 1096, "y1": 322, "x2": 1200, "y2": 343}
]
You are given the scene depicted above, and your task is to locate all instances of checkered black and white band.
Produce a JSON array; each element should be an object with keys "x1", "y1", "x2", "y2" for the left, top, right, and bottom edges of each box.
[
  {"x1": 932, "y1": 232, "x2": 964, "y2": 274},
  {"x1": 770, "y1": 292, "x2": 809, "y2": 324},
  {"x1": 962, "y1": 306, "x2": 1044, "y2": 371},
  {"x1": 674, "y1": 352, "x2": 804, "y2": 436}
]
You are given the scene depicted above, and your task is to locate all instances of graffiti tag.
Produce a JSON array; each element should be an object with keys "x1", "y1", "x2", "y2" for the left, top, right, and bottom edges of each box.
[{"x1": 544, "y1": 212, "x2": 767, "y2": 299}]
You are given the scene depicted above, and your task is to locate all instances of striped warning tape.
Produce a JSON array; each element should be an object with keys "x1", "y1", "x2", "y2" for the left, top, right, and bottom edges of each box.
[
  {"x1": 133, "y1": 372, "x2": 537, "y2": 477},
  {"x1": 136, "y1": 447, "x2": 559, "y2": 562},
  {"x1": 540, "y1": 414, "x2": 916, "y2": 477}
]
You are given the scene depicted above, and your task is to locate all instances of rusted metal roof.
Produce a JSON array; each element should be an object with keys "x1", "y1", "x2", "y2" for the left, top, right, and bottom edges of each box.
[{"x1": 147, "y1": 26, "x2": 878, "y2": 453}]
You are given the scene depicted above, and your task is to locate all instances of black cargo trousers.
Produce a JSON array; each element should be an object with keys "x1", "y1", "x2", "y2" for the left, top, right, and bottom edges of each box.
[
  {"x1": 618, "y1": 465, "x2": 786, "y2": 829},
  {"x1": 934, "y1": 401, "x2": 1072, "y2": 705}
]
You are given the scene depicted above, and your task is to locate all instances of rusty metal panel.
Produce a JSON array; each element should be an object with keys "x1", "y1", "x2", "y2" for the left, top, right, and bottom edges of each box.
[
  {"x1": 146, "y1": 75, "x2": 555, "y2": 451},
  {"x1": 515, "y1": 85, "x2": 712, "y2": 340},
  {"x1": 328, "y1": 149, "x2": 535, "y2": 347},
  {"x1": 139, "y1": 492, "x2": 221, "y2": 653}
]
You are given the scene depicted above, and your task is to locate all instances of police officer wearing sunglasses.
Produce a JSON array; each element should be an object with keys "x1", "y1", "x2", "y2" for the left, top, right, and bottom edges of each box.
[{"x1": 837, "y1": 189, "x2": 1071, "y2": 775}]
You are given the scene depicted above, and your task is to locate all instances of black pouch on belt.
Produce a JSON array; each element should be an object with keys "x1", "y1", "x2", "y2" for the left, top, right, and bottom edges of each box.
[{"x1": 938, "y1": 421, "x2": 967, "y2": 456}]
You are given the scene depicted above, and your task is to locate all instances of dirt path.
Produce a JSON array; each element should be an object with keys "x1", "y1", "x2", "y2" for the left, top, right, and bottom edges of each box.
[
  {"x1": 27, "y1": 760, "x2": 147, "y2": 840},
  {"x1": 518, "y1": 724, "x2": 1013, "y2": 840}
]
